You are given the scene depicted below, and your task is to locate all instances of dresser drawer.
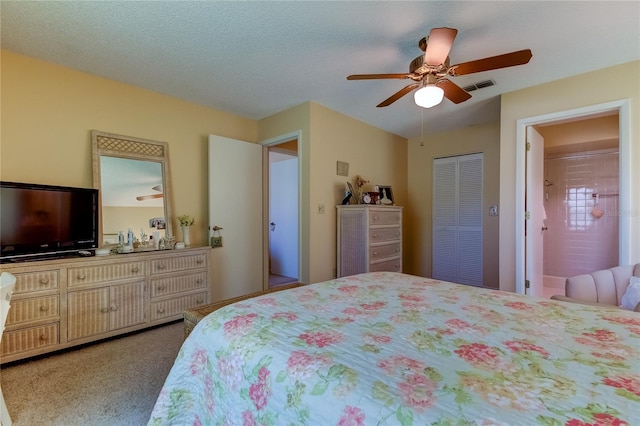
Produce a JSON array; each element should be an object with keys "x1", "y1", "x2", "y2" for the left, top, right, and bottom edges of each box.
[
  {"x1": 151, "y1": 272, "x2": 208, "y2": 298},
  {"x1": 369, "y1": 243, "x2": 401, "y2": 261},
  {"x1": 12, "y1": 270, "x2": 59, "y2": 294},
  {"x1": 369, "y1": 210, "x2": 402, "y2": 226},
  {"x1": 67, "y1": 261, "x2": 145, "y2": 287},
  {"x1": 369, "y1": 257, "x2": 402, "y2": 273},
  {"x1": 151, "y1": 253, "x2": 207, "y2": 275},
  {"x1": 150, "y1": 291, "x2": 208, "y2": 321},
  {"x1": 6, "y1": 295, "x2": 59, "y2": 326},
  {"x1": 369, "y1": 227, "x2": 401, "y2": 243},
  {"x1": 1, "y1": 323, "x2": 59, "y2": 356}
]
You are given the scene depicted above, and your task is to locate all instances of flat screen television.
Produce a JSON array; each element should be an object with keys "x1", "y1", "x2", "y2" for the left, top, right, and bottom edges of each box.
[{"x1": 0, "y1": 181, "x2": 99, "y2": 262}]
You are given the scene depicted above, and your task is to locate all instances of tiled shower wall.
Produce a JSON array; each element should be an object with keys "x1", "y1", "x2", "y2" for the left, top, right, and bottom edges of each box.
[{"x1": 543, "y1": 151, "x2": 619, "y2": 278}]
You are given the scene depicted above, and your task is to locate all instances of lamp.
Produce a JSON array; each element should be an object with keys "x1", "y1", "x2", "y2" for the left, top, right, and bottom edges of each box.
[{"x1": 414, "y1": 85, "x2": 444, "y2": 108}]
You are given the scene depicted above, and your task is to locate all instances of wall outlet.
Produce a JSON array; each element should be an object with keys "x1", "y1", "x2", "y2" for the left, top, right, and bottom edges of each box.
[{"x1": 318, "y1": 204, "x2": 325, "y2": 214}]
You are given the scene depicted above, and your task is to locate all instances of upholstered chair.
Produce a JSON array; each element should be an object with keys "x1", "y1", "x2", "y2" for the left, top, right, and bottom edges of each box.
[{"x1": 551, "y1": 264, "x2": 640, "y2": 311}]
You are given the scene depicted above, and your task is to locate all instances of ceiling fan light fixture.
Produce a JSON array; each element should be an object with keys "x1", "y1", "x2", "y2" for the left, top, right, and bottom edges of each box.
[{"x1": 414, "y1": 85, "x2": 444, "y2": 108}]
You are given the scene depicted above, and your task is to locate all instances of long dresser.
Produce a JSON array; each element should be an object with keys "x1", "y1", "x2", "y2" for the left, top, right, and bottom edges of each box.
[
  {"x1": 0, "y1": 246, "x2": 210, "y2": 364},
  {"x1": 336, "y1": 205, "x2": 403, "y2": 277}
]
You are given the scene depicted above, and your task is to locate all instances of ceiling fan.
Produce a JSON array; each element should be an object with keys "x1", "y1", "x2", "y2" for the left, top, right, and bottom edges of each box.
[
  {"x1": 347, "y1": 27, "x2": 532, "y2": 108},
  {"x1": 136, "y1": 184, "x2": 163, "y2": 201}
]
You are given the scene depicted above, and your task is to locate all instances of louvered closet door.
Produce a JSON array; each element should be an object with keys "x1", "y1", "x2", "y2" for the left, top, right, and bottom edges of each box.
[
  {"x1": 432, "y1": 157, "x2": 458, "y2": 282},
  {"x1": 433, "y1": 153, "x2": 483, "y2": 286}
]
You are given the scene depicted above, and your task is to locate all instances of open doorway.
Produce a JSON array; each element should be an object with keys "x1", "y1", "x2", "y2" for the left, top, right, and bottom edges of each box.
[
  {"x1": 266, "y1": 138, "x2": 300, "y2": 288},
  {"x1": 534, "y1": 114, "x2": 620, "y2": 298},
  {"x1": 516, "y1": 99, "x2": 630, "y2": 296}
]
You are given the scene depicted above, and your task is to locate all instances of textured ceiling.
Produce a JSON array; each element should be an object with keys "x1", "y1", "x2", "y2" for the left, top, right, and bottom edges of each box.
[{"x1": 1, "y1": 1, "x2": 639, "y2": 139}]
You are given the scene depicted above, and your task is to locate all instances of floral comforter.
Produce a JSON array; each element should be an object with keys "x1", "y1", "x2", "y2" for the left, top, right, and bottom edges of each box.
[{"x1": 149, "y1": 272, "x2": 640, "y2": 425}]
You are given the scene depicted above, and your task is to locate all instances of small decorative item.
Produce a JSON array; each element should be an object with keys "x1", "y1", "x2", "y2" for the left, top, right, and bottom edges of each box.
[
  {"x1": 177, "y1": 215, "x2": 195, "y2": 246},
  {"x1": 161, "y1": 234, "x2": 175, "y2": 250},
  {"x1": 349, "y1": 175, "x2": 369, "y2": 204},
  {"x1": 211, "y1": 226, "x2": 223, "y2": 248},
  {"x1": 363, "y1": 191, "x2": 379, "y2": 205},
  {"x1": 376, "y1": 185, "x2": 394, "y2": 205}
]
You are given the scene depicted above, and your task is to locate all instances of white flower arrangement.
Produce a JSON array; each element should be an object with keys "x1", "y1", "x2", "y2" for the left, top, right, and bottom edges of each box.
[{"x1": 177, "y1": 215, "x2": 195, "y2": 227}]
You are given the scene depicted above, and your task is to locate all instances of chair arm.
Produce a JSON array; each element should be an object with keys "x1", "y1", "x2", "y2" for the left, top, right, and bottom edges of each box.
[{"x1": 551, "y1": 295, "x2": 623, "y2": 309}]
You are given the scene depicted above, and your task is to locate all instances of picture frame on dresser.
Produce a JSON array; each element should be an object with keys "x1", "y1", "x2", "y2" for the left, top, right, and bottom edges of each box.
[{"x1": 376, "y1": 185, "x2": 394, "y2": 205}]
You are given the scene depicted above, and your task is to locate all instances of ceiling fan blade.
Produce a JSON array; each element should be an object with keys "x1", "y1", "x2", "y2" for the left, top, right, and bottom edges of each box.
[
  {"x1": 347, "y1": 73, "x2": 410, "y2": 80},
  {"x1": 437, "y1": 79, "x2": 472, "y2": 104},
  {"x1": 451, "y1": 49, "x2": 533, "y2": 76},
  {"x1": 424, "y1": 27, "x2": 458, "y2": 66},
  {"x1": 136, "y1": 193, "x2": 164, "y2": 201},
  {"x1": 377, "y1": 83, "x2": 420, "y2": 107}
]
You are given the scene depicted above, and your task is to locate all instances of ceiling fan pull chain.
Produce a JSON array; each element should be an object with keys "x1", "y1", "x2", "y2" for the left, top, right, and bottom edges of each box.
[{"x1": 420, "y1": 109, "x2": 425, "y2": 147}]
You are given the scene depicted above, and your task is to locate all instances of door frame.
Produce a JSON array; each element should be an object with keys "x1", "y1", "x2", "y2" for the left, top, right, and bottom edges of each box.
[
  {"x1": 260, "y1": 130, "x2": 302, "y2": 289},
  {"x1": 515, "y1": 99, "x2": 631, "y2": 294}
]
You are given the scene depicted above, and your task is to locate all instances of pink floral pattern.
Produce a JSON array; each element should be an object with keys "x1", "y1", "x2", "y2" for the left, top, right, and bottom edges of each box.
[{"x1": 149, "y1": 272, "x2": 639, "y2": 425}]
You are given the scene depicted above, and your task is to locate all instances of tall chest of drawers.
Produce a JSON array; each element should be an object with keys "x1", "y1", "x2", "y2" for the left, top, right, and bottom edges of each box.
[
  {"x1": 0, "y1": 246, "x2": 210, "y2": 363},
  {"x1": 336, "y1": 205, "x2": 403, "y2": 277}
]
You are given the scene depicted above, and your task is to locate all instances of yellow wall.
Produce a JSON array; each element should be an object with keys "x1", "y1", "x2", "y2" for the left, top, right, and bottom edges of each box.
[
  {"x1": 308, "y1": 103, "x2": 407, "y2": 283},
  {"x1": 406, "y1": 122, "x2": 500, "y2": 287},
  {"x1": 2, "y1": 50, "x2": 407, "y2": 287},
  {"x1": 537, "y1": 115, "x2": 618, "y2": 149},
  {"x1": 499, "y1": 60, "x2": 640, "y2": 292},
  {"x1": 1, "y1": 50, "x2": 257, "y2": 248},
  {"x1": 259, "y1": 102, "x2": 407, "y2": 283}
]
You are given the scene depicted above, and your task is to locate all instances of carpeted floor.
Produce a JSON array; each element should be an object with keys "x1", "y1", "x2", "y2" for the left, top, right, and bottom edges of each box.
[{"x1": 0, "y1": 321, "x2": 184, "y2": 426}]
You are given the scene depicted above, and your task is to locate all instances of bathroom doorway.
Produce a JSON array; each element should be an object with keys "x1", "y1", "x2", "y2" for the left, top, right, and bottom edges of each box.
[{"x1": 534, "y1": 113, "x2": 620, "y2": 298}]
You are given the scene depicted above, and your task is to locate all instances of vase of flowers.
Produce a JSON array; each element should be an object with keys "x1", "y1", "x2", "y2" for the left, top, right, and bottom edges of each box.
[
  {"x1": 177, "y1": 215, "x2": 195, "y2": 246},
  {"x1": 352, "y1": 175, "x2": 369, "y2": 204}
]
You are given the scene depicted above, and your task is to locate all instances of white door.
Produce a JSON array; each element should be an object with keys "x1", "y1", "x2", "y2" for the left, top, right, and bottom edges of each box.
[
  {"x1": 525, "y1": 126, "x2": 545, "y2": 297},
  {"x1": 209, "y1": 135, "x2": 263, "y2": 300},
  {"x1": 269, "y1": 153, "x2": 299, "y2": 279}
]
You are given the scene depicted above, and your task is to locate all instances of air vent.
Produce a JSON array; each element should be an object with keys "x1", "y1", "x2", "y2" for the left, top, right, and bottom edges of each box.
[{"x1": 463, "y1": 79, "x2": 495, "y2": 92}]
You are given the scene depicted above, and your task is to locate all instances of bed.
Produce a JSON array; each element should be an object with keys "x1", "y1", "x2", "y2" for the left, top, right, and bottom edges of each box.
[{"x1": 148, "y1": 272, "x2": 639, "y2": 425}]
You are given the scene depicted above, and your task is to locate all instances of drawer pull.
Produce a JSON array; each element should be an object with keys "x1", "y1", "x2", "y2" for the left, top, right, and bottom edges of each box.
[
  {"x1": 110, "y1": 305, "x2": 118, "y2": 312},
  {"x1": 196, "y1": 279, "x2": 203, "y2": 284},
  {"x1": 372, "y1": 234, "x2": 378, "y2": 239},
  {"x1": 196, "y1": 259, "x2": 204, "y2": 264},
  {"x1": 373, "y1": 215, "x2": 379, "y2": 221},
  {"x1": 157, "y1": 263, "x2": 166, "y2": 270},
  {"x1": 157, "y1": 307, "x2": 165, "y2": 314},
  {"x1": 76, "y1": 274, "x2": 86, "y2": 280},
  {"x1": 395, "y1": 248, "x2": 400, "y2": 253},
  {"x1": 131, "y1": 266, "x2": 140, "y2": 273},
  {"x1": 157, "y1": 285, "x2": 166, "y2": 291},
  {"x1": 373, "y1": 251, "x2": 378, "y2": 256},
  {"x1": 39, "y1": 277, "x2": 50, "y2": 285},
  {"x1": 40, "y1": 305, "x2": 49, "y2": 312},
  {"x1": 39, "y1": 334, "x2": 48, "y2": 341},
  {"x1": 196, "y1": 298, "x2": 204, "y2": 304},
  {"x1": 395, "y1": 233, "x2": 400, "y2": 237},
  {"x1": 101, "y1": 308, "x2": 109, "y2": 313}
]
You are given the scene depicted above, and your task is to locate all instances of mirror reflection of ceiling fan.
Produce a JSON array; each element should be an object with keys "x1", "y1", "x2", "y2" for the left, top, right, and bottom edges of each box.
[
  {"x1": 136, "y1": 184, "x2": 163, "y2": 201},
  {"x1": 347, "y1": 27, "x2": 532, "y2": 108}
]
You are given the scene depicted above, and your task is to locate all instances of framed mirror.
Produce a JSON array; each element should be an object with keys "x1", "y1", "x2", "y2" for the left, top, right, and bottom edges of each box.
[{"x1": 92, "y1": 130, "x2": 173, "y2": 247}]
